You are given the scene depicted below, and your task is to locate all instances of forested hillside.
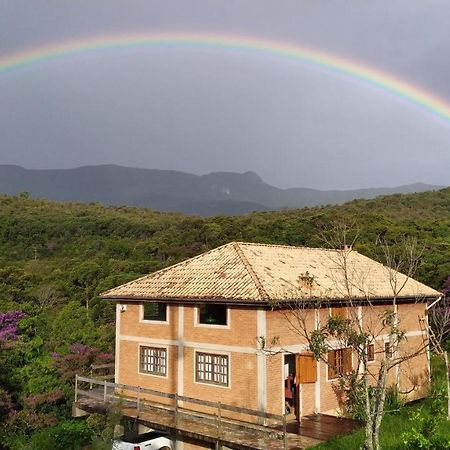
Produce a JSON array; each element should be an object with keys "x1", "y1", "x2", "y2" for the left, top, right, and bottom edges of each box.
[{"x1": 1, "y1": 188, "x2": 450, "y2": 448}]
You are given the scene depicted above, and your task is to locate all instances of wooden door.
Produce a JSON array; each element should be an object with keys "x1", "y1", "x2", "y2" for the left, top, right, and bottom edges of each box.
[{"x1": 295, "y1": 353, "x2": 317, "y2": 420}]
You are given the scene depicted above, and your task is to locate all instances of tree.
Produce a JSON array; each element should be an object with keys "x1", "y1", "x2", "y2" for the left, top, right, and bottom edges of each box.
[
  {"x1": 264, "y1": 226, "x2": 431, "y2": 450},
  {"x1": 428, "y1": 293, "x2": 450, "y2": 420}
]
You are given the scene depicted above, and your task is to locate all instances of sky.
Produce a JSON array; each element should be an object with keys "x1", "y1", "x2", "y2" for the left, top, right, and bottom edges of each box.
[{"x1": 1, "y1": 0, "x2": 450, "y2": 190}]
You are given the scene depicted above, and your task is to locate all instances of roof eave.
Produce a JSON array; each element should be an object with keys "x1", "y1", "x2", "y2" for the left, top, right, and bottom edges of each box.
[{"x1": 101, "y1": 293, "x2": 440, "y2": 306}]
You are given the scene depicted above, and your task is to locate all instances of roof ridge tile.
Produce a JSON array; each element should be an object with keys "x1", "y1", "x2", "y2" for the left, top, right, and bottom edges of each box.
[
  {"x1": 232, "y1": 242, "x2": 270, "y2": 301},
  {"x1": 101, "y1": 241, "x2": 237, "y2": 297}
]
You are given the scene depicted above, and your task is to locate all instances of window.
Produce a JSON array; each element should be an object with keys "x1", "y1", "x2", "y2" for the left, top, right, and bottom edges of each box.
[
  {"x1": 330, "y1": 307, "x2": 347, "y2": 319},
  {"x1": 139, "y1": 346, "x2": 167, "y2": 376},
  {"x1": 198, "y1": 304, "x2": 227, "y2": 325},
  {"x1": 143, "y1": 302, "x2": 167, "y2": 322},
  {"x1": 328, "y1": 348, "x2": 352, "y2": 380},
  {"x1": 196, "y1": 352, "x2": 229, "y2": 386},
  {"x1": 367, "y1": 344, "x2": 375, "y2": 362}
]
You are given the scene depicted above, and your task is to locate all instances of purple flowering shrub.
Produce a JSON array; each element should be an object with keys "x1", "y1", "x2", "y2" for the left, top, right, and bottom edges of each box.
[
  {"x1": 443, "y1": 276, "x2": 450, "y2": 297},
  {"x1": 0, "y1": 310, "x2": 25, "y2": 342},
  {"x1": 52, "y1": 343, "x2": 114, "y2": 383}
]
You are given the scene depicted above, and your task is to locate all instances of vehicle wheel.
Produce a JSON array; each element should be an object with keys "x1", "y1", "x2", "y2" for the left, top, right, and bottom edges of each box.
[{"x1": 158, "y1": 447, "x2": 171, "y2": 450}]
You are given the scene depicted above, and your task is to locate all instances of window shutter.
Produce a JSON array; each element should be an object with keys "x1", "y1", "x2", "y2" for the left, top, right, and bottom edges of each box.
[
  {"x1": 343, "y1": 348, "x2": 352, "y2": 373},
  {"x1": 296, "y1": 353, "x2": 317, "y2": 384},
  {"x1": 331, "y1": 307, "x2": 348, "y2": 318}
]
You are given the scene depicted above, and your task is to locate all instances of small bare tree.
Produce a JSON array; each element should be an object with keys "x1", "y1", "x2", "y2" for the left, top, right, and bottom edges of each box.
[
  {"x1": 428, "y1": 296, "x2": 450, "y2": 420},
  {"x1": 264, "y1": 226, "x2": 432, "y2": 450}
]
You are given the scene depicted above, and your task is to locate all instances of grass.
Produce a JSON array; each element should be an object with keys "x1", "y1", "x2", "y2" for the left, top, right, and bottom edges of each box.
[{"x1": 312, "y1": 356, "x2": 450, "y2": 449}]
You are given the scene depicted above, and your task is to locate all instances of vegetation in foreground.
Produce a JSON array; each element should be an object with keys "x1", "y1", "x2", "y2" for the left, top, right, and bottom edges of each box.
[
  {"x1": 1, "y1": 189, "x2": 450, "y2": 448},
  {"x1": 313, "y1": 358, "x2": 450, "y2": 449}
]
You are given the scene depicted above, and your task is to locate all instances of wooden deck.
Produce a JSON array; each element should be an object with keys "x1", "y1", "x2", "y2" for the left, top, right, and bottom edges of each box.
[
  {"x1": 73, "y1": 376, "x2": 359, "y2": 449},
  {"x1": 282, "y1": 414, "x2": 361, "y2": 441}
]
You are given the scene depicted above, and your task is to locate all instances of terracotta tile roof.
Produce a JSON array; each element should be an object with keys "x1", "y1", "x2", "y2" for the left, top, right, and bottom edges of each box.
[{"x1": 100, "y1": 242, "x2": 440, "y2": 303}]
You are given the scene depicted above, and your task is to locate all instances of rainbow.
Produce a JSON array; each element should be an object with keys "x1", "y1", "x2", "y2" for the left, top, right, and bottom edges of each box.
[{"x1": 1, "y1": 31, "x2": 450, "y2": 124}]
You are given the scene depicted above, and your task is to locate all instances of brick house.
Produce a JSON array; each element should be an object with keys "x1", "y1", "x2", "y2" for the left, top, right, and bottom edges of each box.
[{"x1": 101, "y1": 242, "x2": 440, "y2": 423}]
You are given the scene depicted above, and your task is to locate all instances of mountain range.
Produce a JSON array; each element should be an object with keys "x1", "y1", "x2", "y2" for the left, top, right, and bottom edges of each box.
[{"x1": 0, "y1": 164, "x2": 442, "y2": 216}]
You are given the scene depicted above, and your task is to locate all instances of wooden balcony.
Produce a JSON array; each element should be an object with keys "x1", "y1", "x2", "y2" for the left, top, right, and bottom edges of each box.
[{"x1": 73, "y1": 375, "x2": 324, "y2": 449}]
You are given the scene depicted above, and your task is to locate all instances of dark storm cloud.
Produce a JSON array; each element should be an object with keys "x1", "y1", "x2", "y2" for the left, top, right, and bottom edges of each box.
[{"x1": 1, "y1": 0, "x2": 450, "y2": 189}]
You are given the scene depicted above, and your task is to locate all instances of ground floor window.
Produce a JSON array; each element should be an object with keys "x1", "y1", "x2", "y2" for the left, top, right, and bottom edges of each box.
[
  {"x1": 139, "y1": 346, "x2": 167, "y2": 376},
  {"x1": 328, "y1": 348, "x2": 352, "y2": 379},
  {"x1": 195, "y1": 352, "x2": 229, "y2": 386}
]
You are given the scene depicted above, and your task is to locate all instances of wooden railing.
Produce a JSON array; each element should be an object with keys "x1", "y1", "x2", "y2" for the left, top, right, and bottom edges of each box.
[
  {"x1": 75, "y1": 375, "x2": 288, "y2": 449},
  {"x1": 89, "y1": 363, "x2": 115, "y2": 381}
]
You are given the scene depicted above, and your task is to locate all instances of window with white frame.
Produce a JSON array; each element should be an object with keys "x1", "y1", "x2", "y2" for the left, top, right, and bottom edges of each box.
[
  {"x1": 198, "y1": 304, "x2": 227, "y2": 325},
  {"x1": 142, "y1": 302, "x2": 167, "y2": 322},
  {"x1": 195, "y1": 352, "x2": 229, "y2": 386},
  {"x1": 139, "y1": 346, "x2": 167, "y2": 376}
]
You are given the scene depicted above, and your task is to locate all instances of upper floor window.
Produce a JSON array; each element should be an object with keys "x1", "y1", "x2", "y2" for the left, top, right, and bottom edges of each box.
[
  {"x1": 143, "y1": 302, "x2": 167, "y2": 322},
  {"x1": 199, "y1": 304, "x2": 227, "y2": 326},
  {"x1": 330, "y1": 306, "x2": 347, "y2": 319}
]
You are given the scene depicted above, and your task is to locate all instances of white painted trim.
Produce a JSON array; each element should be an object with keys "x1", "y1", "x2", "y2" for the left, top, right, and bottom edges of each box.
[
  {"x1": 314, "y1": 308, "x2": 320, "y2": 413},
  {"x1": 193, "y1": 304, "x2": 231, "y2": 329},
  {"x1": 138, "y1": 343, "x2": 169, "y2": 379},
  {"x1": 115, "y1": 303, "x2": 121, "y2": 384},
  {"x1": 193, "y1": 349, "x2": 231, "y2": 390},
  {"x1": 121, "y1": 335, "x2": 178, "y2": 346},
  {"x1": 315, "y1": 360, "x2": 321, "y2": 413},
  {"x1": 426, "y1": 295, "x2": 443, "y2": 310},
  {"x1": 119, "y1": 328, "x2": 426, "y2": 364},
  {"x1": 425, "y1": 313, "x2": 431, "y2": 384},
  {"x1": 186, "y1": 341, "x2": 255, "y2": 354},
  {"x1": 119, "y1": 335, "x2": 258, "y2": 355},
  {"x1": 299, "y1": 383, "x2": 303, "y2": 418},
  {"x1": 139, "y1": 302, "x2": 170, "y2": 325},
  {"x1": 177, "y1": 306, "x2": 184, "y2": 396},
  {"x1": 271, "y1": 343, "x2": 309, "y2": 354},
  {"x1": 357, "y1": 306, "x2": 364, "y2": 376},
  {"x1": 394, "y1": 303, "x2": 400, "y2": 389},
  {"x1": 281, "y1": 355, "x2": 285, "y2": 415},
  {"x1": 404, "y1": 330, "x2": 427, "y2": 337},
  {"x1": 256, "y1": 308, "x2": 267, "y2": 413}
]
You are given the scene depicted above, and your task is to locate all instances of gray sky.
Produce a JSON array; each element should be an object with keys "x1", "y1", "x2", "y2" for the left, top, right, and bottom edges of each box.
[{"x1": 1, "y1": 0, "x2": 450, "y2": 189}]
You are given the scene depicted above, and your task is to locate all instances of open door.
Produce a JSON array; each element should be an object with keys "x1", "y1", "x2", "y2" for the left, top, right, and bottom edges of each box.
[{"x1": 295, "y1": 353, "x2": 317, "y2": 420}]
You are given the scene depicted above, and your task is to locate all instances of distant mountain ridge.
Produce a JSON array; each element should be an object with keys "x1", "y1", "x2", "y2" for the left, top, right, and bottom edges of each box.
[{"x1": 0, "y1": 164, "x2": 442, "y2": 216}]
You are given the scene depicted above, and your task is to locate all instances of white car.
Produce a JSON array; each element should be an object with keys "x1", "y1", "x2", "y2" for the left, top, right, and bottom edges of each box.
[{"x1": 112, "y1": 430, "x2": 173, "y2": 450}]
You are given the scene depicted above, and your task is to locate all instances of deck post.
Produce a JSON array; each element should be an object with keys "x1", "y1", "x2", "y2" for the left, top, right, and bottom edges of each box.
[
  {"x1": 174, "y1": 393, "x2": 179, "y2": 450},
  {"x1": 217, "y1": 402, "x2": 222, "y2": 442},
  {"x1": 283, "y1": 413, "x2": 287, "y2": 450},
  {"x1": 75, "y1": 374, "x2": 78, "y2": 402},
  {"x1": 174, "y1": 393, "x2": 180, "y2": 429},
  {"x1": 137, "y1": 386, "x2": 141, "y2": 413},
  {"x1": 103, "y1": 381, "x2": 107, "y2": 403}
]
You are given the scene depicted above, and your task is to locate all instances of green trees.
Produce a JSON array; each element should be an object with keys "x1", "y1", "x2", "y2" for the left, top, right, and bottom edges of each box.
[{"x1": 0, "y1": 189, "x2": 450, "y2": 446}]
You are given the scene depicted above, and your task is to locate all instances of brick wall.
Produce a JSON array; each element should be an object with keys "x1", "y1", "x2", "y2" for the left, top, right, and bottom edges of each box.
[
  {"x1": 116, "y1": 300, "x2": 429, "y2": 420},
  {"x1": 117, "y1": 302, "x2": 260, "y2": 421}
]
